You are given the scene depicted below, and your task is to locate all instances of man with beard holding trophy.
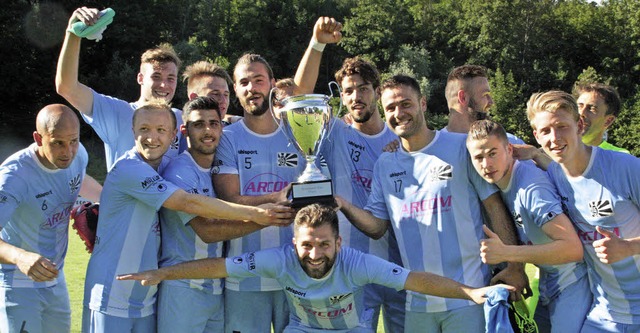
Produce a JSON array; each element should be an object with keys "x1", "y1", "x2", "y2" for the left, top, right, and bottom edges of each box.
[{"x1": 212, "y1": 17, "x2": 342, "y2": 333}]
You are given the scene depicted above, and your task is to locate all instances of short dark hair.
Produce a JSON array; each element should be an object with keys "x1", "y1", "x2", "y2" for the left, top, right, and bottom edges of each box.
[
  {"x1": 234, "y1": 53, "x2": 274, "y2": 81},
  {"x1": 467, "y1": 119, "x2": 508, "y2": 145},
  {"x1": 447, "y1": 64, "x2": 488, "y2": 83},
  {"x1": 294, "y1": 204, "x2": 339, "y2": 239},
  {"x1": 182, "y1": 96, "x2": 221, "y2": 123},
  {"x1": 573, "y1": 83, "x2": 622, "y2": 117},
  {"x1": 381, "y1": 74, "x2": 422, "y2": 98},
  {"x1": 335, "y1": 57, "x2": 381, "y2": 90}
]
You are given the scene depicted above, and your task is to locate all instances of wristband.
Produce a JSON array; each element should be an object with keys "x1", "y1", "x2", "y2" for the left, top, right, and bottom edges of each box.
[{"x1": 310, "y1": 37, "x2": 326, "y2": 52}]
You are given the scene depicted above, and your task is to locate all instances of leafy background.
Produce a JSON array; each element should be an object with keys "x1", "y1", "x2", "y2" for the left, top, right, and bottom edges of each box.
[{"x1": 2, "y1": 0, "x2": 639, "y2": 182}]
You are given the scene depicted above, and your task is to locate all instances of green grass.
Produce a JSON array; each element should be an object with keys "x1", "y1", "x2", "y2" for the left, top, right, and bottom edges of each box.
[{"x1": 66, "y1": 225, "x2": 91, "y2": 333}]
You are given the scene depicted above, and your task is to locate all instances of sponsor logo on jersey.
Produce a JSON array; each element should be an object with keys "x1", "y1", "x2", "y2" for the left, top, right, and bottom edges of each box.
[
  {"x1": 35, "y1": 190, "x2": 52, "y2": 199},
  {"x1": 588, "y1": 200, "x2": 614, "y2": 217},
  {"x1": 233, "y1": 257, "x2": 243, "y2": 264},
  {"x1": 347, "y1": 140, "x2": 365, "y2": 151},
  {"x1": 301, "y1": 302, "x2": 354, "y2": 318},
  {"x1": 247, "y1": 252, "x2": 256, "y2": 270},
  {"x1": 141, "y1": 175, "x2": 162, "y2": 189},
  {"x1": 577, "y1": 226, "x2": 620, "y2": 243},
  {"x1": 43, "y1": 203, "x2": 73, "y2": 229},
  {"x1": 351, "y1": 169, "x2": 373, "y2": 192},
  {"x1": 392, "y1": 267, "x2": 402, "y2": 275},
  {"x1": 152, "y1": 219, "x2": 161, "y2": 235},
  {"x1": 428, "y1": 164, "x2": 452, "y2": 181},
  {"x1": 238, "y1": 150, "x2": 258, "y2": 155},
  {"x1": 243, "y1": 173, "x2": 290, "y2": 195},
  {"x1": 286, "y1": 286, "x2": 307, "y2": 297},
  {"x1": 389, "y1": 170, "x2": 406, "y2": 178},
  {"x1": 401, "y1": 194, "x2": 453, "y2": 218},
  {"x1": 277, "y1": 152, "x2": 298, "y2": 167},
  {"x1": 69, "y1": 174, "x2": 82, "y2": 194}
]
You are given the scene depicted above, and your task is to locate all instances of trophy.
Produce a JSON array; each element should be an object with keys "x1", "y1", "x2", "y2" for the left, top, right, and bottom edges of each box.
[{"x1": 271, "y1": 83, "x2": 341, "y2": 208}]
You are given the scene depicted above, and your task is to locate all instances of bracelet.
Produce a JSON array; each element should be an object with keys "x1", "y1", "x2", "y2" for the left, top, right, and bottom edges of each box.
[{"x1": 310, "y1": 37, "x2": 326, "y2": 52}]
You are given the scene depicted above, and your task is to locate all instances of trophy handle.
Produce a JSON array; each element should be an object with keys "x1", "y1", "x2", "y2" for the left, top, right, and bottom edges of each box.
[
  {"x1": 326, "y1": 81, "x2": 343, "y2": 139},
  {"x1": 268, "y1": 87, "x2": 280, "y2": 128},
  {"x1": 328, "y1": 81, "x2": 342, "y2": 118}
]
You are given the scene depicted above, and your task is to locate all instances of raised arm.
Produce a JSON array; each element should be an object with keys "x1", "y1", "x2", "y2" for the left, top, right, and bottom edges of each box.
[
  {"x1": 336, "y1": 196, "x2": 389, "y2": 239},
  {"x1": 118, "y1": 257, "x2": 227, "y2": 286},
  {"x1": 404, "y1": 271, "x2": 515, "y2": 305},
  {"x1": 293, "y1": 17, "x2": 342, "y2": 95},
  {"x1": 480, "y1": 213, "x2": 583, "y2": 265},
  {"x1": 55, "y1": 7, "x2": 99, "y2": 116},
  {"x1": 163, "y1": 189, "x2": 294, "y2": 226}
]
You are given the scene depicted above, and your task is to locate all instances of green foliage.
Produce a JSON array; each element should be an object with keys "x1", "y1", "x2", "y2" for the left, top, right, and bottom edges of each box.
[
  {"x1": 3, "y1": 0, "x2": 640, "y2": 160},
  {"x1": 611, "y1": 88, "x2": 640, "y2": 156},
  {"x1": 490, "y1": 68, "x2": 533, "y2": 144}
]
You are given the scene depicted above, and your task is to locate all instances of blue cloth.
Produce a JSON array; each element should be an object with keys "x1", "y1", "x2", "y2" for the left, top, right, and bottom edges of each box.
[{"x1": 484, "y1": 287, "x2": 514, "y2": 333}]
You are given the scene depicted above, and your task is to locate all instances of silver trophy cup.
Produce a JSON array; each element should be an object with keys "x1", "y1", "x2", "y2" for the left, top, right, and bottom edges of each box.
[{"x1": 271, "y1": 85, "x2": 340, "y2": 208}]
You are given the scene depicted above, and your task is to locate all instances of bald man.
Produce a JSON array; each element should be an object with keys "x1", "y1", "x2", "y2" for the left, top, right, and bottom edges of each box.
[{"x1": 0, "y1": 104, "x2": 93, "y2": 333}]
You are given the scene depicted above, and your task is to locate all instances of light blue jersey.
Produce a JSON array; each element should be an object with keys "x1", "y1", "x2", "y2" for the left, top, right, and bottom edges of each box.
[
  {"x1": 321, "y1": 120, "x2": 406, "y2": 331},
  {"x1": 84, "y1": 148, "x2": 180, "y2": 318},
  {"x1": 321, "y1": 120, "x2": 402, "y2": 263},
  {"x1": 159, "y1": 151, "x2": 223, "y2": 293},
  {"x1": 547, "y1": 147, "x2": 640, "y2": 325},
  {"x1": 213, "y1": 120, "x2": 305, "y2": 292},
  {"x1": 502, "y1": 160, "x2": 587, "y2": 302},
  {"x1": 226, "y1": 245, "x2": 409, "y2": 331},
  {"x1": 366, "y1": 131, "x2": 495, "y2": 313},
  {"x1": 0, "y1": 143, "x2": 87, "y2": 288},
  {"x1": 83, "y1": 90, "x2": 183, "y2": 169}
]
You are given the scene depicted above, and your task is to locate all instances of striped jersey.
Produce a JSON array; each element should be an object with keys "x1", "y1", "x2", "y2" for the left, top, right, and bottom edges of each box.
[{"x1": 366, "y1": 131, "x2": 495, "y2": 313}]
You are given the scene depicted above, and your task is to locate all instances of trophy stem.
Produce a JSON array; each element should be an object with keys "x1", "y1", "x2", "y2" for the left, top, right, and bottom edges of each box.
[{"x1": 297, "y1": 156, "x2": 327, "y2": 182}]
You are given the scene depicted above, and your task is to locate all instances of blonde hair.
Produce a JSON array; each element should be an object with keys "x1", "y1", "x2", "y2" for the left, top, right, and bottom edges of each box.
[
  {"x1": 140, "y1": 43, "x2": 181, "y2": 69},
  {"x1": 183, "y1": 61, "x2": 232, "y2": 93},
  {"x1": 133, "y1": 99, "x2": 176, "y2": 129},
  {"x1": 526, "y1": 90, "x2": 579, "y2": 129}
]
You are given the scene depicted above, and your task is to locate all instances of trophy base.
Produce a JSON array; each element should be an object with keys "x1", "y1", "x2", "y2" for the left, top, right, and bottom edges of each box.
[{"x1": 290, "y1": 179, "x2": 334, "y2": 209}]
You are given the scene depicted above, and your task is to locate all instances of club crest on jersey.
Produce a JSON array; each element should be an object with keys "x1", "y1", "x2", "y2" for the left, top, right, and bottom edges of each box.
[
  {"x1": 170, "y1": 135, "x2": 179, "y2": 150},
  {"x1": 429, "y1": 164, "x2": 452, "y2": 181},
  {"x1": 69, "y1": 174, "x2": 81, "y2": 194},
  {"x1": 318, "y1": 154, "x2": 327, "y2": 167},
  {"x1": 589, "y1": 200, "x2": 614, "y2": 217},
  {"x1": 513, "y1": 212, "x2": 523, "y2": 228},
  {"x1": 277, "y1": 152, "x2": 298, "y2": 167},
  {"x1": 329, "y1": 292, "x2": 352, "y2": 304}
]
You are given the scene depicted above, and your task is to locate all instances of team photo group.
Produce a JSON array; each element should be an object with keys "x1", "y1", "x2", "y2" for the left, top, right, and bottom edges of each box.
[{"x1": 1, "y1": 4, "x2": 639, "y2": 333}]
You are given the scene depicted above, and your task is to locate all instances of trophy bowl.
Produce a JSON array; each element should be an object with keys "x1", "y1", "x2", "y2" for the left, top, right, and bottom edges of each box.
[{"x1": 273, "y1": 92, "x2": 338, "y2": 208}]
